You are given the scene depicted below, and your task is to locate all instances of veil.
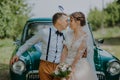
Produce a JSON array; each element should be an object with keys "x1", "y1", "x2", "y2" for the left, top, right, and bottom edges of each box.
[{"x1": 82, "y1": 23, "x2": 96, "y2": 71}]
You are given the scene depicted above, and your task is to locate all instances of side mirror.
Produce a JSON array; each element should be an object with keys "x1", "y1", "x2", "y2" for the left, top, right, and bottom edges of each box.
[
  {"x1": 13, "y1": 40, "x2": 21, "y2": 46},
  {"x1": 98, "y1": 39, "x2": 104, "y2": 44}
]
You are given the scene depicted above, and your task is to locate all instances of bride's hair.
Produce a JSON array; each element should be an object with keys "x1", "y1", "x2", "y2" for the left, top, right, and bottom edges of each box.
[{"x1": 70, "y1": 12, "x2": 86, "y2": 26}]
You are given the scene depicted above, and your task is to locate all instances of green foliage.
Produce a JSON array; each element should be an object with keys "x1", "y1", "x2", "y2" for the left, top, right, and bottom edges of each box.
[
  {"x1": 88, "y1": 0, "x2": 120, "y2": 30},
  {"x1": 93, "y1": 27, "x2": 120, "y2": 39},
  {"x1": 104, "y1": 1, "x2": 120, "y2": 27},
  {"x1": 87, "y1": 8, "x2": 103, "y2": 30},
  {"x1": 0, "y1": 0, "x2": 30, "y2": 39}
]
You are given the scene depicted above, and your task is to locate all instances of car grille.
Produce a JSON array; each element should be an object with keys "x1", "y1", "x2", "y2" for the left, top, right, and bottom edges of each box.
[
  {"x1": 26, "y1": 70, "x2": 39, "y2": 80},
  {"x1": 97, "y1": 74, "x2": 106, "y2": 80},
  {"x1": 96, "y1": 71, "x2": 106, "y2": 80}
]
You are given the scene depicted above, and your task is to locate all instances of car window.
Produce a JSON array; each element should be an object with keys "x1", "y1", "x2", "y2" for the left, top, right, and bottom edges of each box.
[
  {"x1": 23, "y1": 22, "x2": 52, "y2": 52},
  {"x1": 26, "y1": 22, "x2": 52, "y2": 40}
]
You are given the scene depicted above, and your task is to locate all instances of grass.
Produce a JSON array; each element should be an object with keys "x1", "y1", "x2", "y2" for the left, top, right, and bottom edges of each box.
[
  {"x1": 101, "y1": 45, "x2": 120, "y2": 58},
  {"x1": 93, "y1": 27, "x2": 120, "y2": 39},
  {"x1": 0, "y1": 39, "x2": 15, "y2": 64},
  {"x1": 93, "y1": 27, "x2": 120, "y2": 59},
  {"x1": 0, "y1": 38, "x2": 15, "y2": 80}
]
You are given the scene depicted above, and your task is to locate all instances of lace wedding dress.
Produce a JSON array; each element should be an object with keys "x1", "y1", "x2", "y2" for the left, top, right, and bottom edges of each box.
[{"x1": 63, "y1": 29, "x2": 98, "y2": 80}]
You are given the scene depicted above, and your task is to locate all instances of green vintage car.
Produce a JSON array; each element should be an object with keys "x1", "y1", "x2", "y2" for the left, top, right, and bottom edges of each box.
[{"x1": 9, "y1": 18, "x2": 120, "y2": 80}]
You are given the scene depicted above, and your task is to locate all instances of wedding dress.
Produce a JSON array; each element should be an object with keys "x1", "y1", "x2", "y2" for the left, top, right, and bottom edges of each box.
[{"x1": 63, "y1": 28, "x2": 98, "y2": 80}]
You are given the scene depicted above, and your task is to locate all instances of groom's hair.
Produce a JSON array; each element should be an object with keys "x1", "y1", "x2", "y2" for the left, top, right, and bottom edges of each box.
[{"x1": 52, "y1": 12, "x2": 67, "y2": 25}]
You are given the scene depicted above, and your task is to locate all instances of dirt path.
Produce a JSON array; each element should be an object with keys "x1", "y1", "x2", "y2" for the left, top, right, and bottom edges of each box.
[{"x1": 0, "y1": 63, "x2": 10, "y2": 80}]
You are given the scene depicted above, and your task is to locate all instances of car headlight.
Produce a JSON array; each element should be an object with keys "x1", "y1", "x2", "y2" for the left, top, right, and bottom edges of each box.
[
  {"x1": 12, "y1": 60, "x2": 26, "y2": 75},
  {"x1": 107, "y1": 61, "x2": 120, "y2": 76}
]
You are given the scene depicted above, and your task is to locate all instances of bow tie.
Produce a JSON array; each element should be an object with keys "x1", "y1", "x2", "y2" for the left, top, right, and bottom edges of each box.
[{"x1": 55, "y1": 31, "x2": 63, "y2": 36}]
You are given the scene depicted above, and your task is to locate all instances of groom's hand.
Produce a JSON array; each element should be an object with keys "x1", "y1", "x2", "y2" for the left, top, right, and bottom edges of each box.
[{"x1": 10, "y1": 55, "x2": 19, "y2": 65}]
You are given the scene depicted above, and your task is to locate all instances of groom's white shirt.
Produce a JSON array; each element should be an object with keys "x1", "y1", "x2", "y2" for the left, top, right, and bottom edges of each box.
[{"x1": 16, "y1": 26, "x2": 64, "y2": 63}]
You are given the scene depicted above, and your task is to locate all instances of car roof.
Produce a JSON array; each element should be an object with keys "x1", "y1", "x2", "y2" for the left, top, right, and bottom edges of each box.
[{"x1": 27, "y1": 18, "x2": 52, "y2": 22}]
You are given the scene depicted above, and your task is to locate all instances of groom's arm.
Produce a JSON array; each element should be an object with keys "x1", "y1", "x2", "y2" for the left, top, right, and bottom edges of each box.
[
  {"x1": 10, "y1": 31, "x2": 43, "y2": 65},
  {"x1": 16, "y1": 33, "x2": 42, "y2": 57}
]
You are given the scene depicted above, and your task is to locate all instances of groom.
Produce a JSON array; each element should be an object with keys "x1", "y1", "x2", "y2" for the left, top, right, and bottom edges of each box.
[{"x1": 10, "y1": 12, "x2": 68, "y2": 80}]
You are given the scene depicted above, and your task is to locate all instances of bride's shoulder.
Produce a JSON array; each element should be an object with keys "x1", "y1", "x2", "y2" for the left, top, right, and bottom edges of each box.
[
  {"x1": 82, "y1": 31, "x2": 88, "y2": 39},
  {"x1": 82, "y1": 31, "x2": 87, "y2": 36}
]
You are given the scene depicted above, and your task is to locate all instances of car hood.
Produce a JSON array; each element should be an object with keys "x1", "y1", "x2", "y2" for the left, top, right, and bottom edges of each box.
[
  {"x1": 98, "y1": 48, "x2": 118, "y2": 61},
  {"x1": 19, "y1": 46, "x2": 41, "y2": 70}
]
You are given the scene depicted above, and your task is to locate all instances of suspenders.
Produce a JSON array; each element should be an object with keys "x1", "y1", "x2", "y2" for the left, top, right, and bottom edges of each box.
[
  {"x1": 46, "y1": 28, "x2": 51, "y2": 60},
  {"x1": 46, "y1": 28, "x2": 65, "y2": 61}
]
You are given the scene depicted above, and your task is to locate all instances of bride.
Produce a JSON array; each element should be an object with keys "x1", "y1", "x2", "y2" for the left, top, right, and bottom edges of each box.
[{"x1": 60, "y1": 12, "x2": 98, "y2": 80}]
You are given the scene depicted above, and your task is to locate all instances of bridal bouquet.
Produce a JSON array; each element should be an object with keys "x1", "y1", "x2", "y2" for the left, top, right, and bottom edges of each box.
[{"x1": 52, "y1": 63, "x2": 72, "y2": 78}]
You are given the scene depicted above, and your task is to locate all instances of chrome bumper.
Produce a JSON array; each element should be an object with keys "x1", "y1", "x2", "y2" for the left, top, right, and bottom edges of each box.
[
  {"x1": 96, "y1": 71, "x2": 106, "y2": 80},
  {"x1": 26, "y1": 70, "x2": 39, "y2": 80}
]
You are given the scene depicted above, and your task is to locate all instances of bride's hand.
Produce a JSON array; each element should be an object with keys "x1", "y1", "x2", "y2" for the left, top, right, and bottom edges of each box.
[
  {"x1": 65, "y1": 65, "x2": 75, "y2": 80},
  {"x1": 71, "y1": 64, "x2": 75, "y2": 73},
  {"x1": 55, "y1": 63, "x2": 63, "y2": 70},
  {"x1": 66, "y1": 72, "x2": 72, "y2": 80},
  {"x1": 55, "y1": 64, "x2": 60, "y2": 71}
]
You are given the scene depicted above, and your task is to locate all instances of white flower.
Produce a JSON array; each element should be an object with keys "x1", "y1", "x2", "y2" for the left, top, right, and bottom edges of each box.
[
  {"x1": 68, "y1": 67, "x2": 72, "y2": 71},
  {"x1": 58, "y1": 63, "x2": 71, "y2": 72},
  {"x1": 61, "y1": 66, "x2": 67, "y2": 72},
  {"x1": 54, "y1": 70, "x2": 59, "y2": 75},
  {"x1": 52, "y1": 62, "x2": 71, "y2": 78}
]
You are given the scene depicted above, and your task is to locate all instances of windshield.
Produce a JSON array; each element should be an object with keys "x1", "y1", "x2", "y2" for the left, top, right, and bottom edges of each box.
[{"x1": 26, "y1": 22, "x2": 52, "y2": 40}]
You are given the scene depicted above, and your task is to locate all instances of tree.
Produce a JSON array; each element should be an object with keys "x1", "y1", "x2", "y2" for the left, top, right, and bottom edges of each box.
[
  {"x1": 0, "y1": 0, "x2": 30, "y2": 39},
  {"x1": 87, "y1": 8, "x2": 103, "y2": 30},
  {"x1": 116, "y1": 0, "x2": 120, "y2": 4},
  {"x1": 104, "y1": 1, "x2": 120, "y2": 27},
  {"x1": 87, "y1": 0, "x2": 120, "y2": 30}
]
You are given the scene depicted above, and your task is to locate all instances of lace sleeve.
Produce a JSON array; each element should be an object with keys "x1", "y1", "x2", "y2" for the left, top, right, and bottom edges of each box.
[{"x1": 77, "y1": 34, "x2": 88, "y2": 59}]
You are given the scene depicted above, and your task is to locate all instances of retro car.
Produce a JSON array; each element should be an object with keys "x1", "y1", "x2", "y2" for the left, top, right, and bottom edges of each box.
[{"x1": 9, "y1": 18, "x2": 120, "y2": 80}]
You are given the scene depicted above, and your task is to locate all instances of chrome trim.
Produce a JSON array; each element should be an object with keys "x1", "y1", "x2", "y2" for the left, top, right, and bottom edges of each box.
[
  {"x1": 96, "y1": 71, "x2": 105, "y2": 76},
  {"x1": 107, "y1": 60, "x2": 119, "y2": 66},
  {"x1": 107, "y1": 60, "x2": 120, "y2": 76},
  {"x1": 26, "y1": 70, "x2": 39, "y2": 80},
  {"x1": 96, "y1": 71, "x2": 106, "y2": 80},
  {"x1": 11, "y1": 60, "x2": 26, "y2": 75}
]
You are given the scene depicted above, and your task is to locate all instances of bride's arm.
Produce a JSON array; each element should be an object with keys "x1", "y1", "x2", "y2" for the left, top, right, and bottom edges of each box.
[
  {"x1": 60, "y1": 45, "x2": 68, "y2": 63},
  {"x1": 71, "y1": 39, "x2": 87, "y2": 69}
]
